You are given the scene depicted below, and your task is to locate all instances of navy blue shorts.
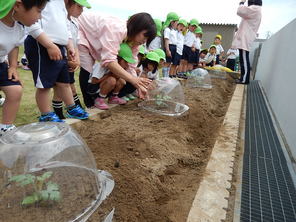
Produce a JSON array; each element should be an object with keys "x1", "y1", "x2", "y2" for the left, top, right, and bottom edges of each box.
[
  {"x1": 166, "y1": 44, "x2": 177, "y2": 64},
  {"x1": 173, "y1": 53, "x2": 182, "y2": 66},
  {"x1": 182, "y1": 45, "x2": 196, "y2": 63},
  {"x1": 0, "y1": 62, "x2": 21, "y2": 87},
  {"x1": 192, "y1": 49, "x2": 200, "y2": 64},
  {"x1": 216, "y1": 55, "x2": 220, "y2": 64},
  {"x1": 69, "y1": 72, "x2": 75, "y2": 84},
  {"x1": 24, "y1": 35, "x2": 70, "y2": 89}
]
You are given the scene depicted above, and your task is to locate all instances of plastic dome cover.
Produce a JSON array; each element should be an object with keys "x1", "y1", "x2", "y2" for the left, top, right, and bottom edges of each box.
[
  {"x1": 0, "y1": 123, "x2": 114, "y2": 222},
  {"x1": 138, "y1": 77, "x2": 189, "y2": 116},
  {"x1": 186, "y1": 68, "x2": 212, "y2": 89},
  {"x1": 208, "y1": 65, "x2": 227, "y2": 80}
]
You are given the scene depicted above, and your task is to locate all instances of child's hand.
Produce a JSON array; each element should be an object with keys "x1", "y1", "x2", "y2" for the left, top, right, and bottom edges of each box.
[
  {"x1": 47, "y1": 44, "x2": 62, "y2": 60},
  {"x1": 8, "y1": 66, "x2": 22, "y2": 85},
  {"x1": 166, "y1": 49, "x2": 172, "y2": 58},
  {"x1": 68, "y1": 60, "x2": 80, "y2": 72},
  {"x1": 191, "y1": 47, "x2": 196, "y2": 52}
]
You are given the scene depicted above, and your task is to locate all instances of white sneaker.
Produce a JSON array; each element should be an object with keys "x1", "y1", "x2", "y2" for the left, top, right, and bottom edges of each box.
[
  {"x1": 0, "y1": 98, "x2": 5, "y2": 106},
  {"x1": 0, "y1": 125, "x2": 16, "y2": 137}
]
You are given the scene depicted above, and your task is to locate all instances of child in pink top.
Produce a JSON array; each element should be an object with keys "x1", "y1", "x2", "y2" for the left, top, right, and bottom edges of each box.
[
  {"x1": 232, "y1": 0, "x2": 262, "y2": 84},
  {"x1": 77, "y1": 12, "x2": 156, "y2": 108}
]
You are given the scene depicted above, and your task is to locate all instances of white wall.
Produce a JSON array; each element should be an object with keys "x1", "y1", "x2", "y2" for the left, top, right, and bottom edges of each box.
[{"x1": 255, "y1": 18, "x2": 296, "y2": 160}]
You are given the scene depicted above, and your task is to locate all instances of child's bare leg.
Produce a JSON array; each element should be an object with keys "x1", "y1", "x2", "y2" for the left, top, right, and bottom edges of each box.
[
  {"x1": 52, "y1": 87, "x2": 65, "y2": 119},
  {"x1": 169, "y1": 65, "x2": 177, "y2": 76},
  {"x1": 113, "y1": 78, "x2": 126, "y2": 94},
  {"x1": 1, "y1": 85, "x2": 22, "y2": 124},
  {"x1": 55, "y1": 82, "x2": 75, "y2": 106},
  {"x1": 99, "y1": 76, "x2": 116, "y2": 96},
  {"x1": 36, "y1": 88, "x2": 52, "y2": 113}
]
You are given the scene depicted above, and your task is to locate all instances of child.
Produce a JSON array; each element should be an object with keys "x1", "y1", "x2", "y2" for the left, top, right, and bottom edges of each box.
[
  {"x1": 198, "y1": 49, "x2": 208, "y2": 68},
  {"x1": 139, "y1": 51, "x2": 160, "y2": 80},
  {"x1": 52, "y1": 0, "x2": 91, "y2": 119},
  {"x1": 179, "y1": 18, "x2": 199, "y2": 75},
  {"x1": 214, "y1": 34, "x2": 225, "y2": 64},
  {"x1": 174, "y1": 19, "x2": 187, "y2": 78},
  {"x1": 204, "y1": 45, "x2": 217, "y2": 67},
  {"x1": 148, "y1": 19, "x2": 162, "y2": 51},
  {"x1": 226, "y1": 48, "x2": 239, "y2": 71},
  {"x1": 163, "y1": 12, "x2": 179, "y2": 78},
  {"x1": 193, "y1": 26, "x2": 203, "y2": 67},
  {"x1": 232, "y1": 0, "x2": 262, "y2": 84},
  {"x1": 87, "y1": 43, "x2": 135, "y2": 110},
  {"x1": 0, "y1": 0, "x2": 48, "y2": 135},
  {"x1": 25, "y1": 0, "x2": 89, "y2": 122}
]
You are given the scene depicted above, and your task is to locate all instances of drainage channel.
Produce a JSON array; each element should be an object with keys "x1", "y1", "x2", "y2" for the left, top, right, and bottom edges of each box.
[{"x1": 240, "y1": 80, "x2": 296, "y2": 222}]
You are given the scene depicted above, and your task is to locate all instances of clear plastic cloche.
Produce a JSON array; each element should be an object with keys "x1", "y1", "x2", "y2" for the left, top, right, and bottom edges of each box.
[
  {"x1": 208, "y1": 64, "x2": 227, "y2": 80},
  {"x1": 138, "y1": 77, "x2": 189, "y2": 116},
  {"x1": 186, "y1": 68, "x2": 212, "y2": 89},
  {"x1": 0, "y1": 123, "x2": 114, "y2": 222}
]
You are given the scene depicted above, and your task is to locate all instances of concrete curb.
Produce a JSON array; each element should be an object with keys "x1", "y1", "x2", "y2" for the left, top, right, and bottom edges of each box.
[
  {"x1": 187, "y1": 84, "x2": 245, "y2": 222},
  {"x1": 65, "y1": 104, "x2": 118, "y2": 125}
]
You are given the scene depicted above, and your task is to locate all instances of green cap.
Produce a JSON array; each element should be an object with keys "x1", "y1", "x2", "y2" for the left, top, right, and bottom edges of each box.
[
  {"x1": 178, "y1": 19, "x2": 188, "y2": 27},
  {"x1": 195, "y1": 26, "x2": 203, "y2": 34},
  {"x1": 74, "y1": 0, "x2": 91, "y2": 9},
  {"x1": 189, "y1": 18, "x2": 199, "y2": 27},
  {"x1": 118, "y1": 43, "x2": 136, "y2": 64},
  {"x1": 146, "y1": 51, "x2": 160, "y2": 63},
  {"x1": 164, "y1": 12, "x2": 179, "y2": 28},
  {"x1": 0, "y1": 0, "x2": 16, "y2": 19},
  {"x1": 139, "y1": 45, "x2": 146, "y2": 55},
  {"x1": 153, "y1": 49, "x2": 166, "y2": 61},
  {"x1": 209, "y1": 45, "x2": 217, "y2": 50},
  {"x1": 154, "y1": 19, "x2": 162, "y2": 37}
]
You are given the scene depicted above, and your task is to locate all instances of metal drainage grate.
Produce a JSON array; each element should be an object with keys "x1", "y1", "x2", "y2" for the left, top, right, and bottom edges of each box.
[{"x1": 240, "y1": 80, "x2": 296, "y2": 222}]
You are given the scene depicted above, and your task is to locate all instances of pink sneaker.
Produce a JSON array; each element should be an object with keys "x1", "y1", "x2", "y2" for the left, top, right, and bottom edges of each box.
[
  {"x1": 94, "y1": 97, "x2": 109, "y2": 110},
  {"x1": 108, "y1": 96, "x2": 127, "y2": 105}
]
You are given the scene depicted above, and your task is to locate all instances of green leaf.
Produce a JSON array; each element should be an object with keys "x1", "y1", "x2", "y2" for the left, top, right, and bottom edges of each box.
[
  {"x1": 37, "y1": 171, "x2": 53, "y2": 181},
  {"x1": 49, "y1": 191, "x2": 61, "y2": 201},
  {"x1": 46, "y1": 182, "x2": 59, "y2": 191},
  {"x1": 19, "y1": 177, "x2": 35, "y2": 187},
  {"x1": 22, "y1": 195, "x2": 38, "y2": 205},
  {"x1": 9, "y1": 175, "x2": 27, "y2": 183},
  {"x1": 40, "y1": 190, "x2": 49, "y2": 201}
]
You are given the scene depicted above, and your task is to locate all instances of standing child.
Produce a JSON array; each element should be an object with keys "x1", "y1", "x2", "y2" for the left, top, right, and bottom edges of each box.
[
  {"x1": 213, "y1": 34, "x2": 225, "y2": 64},
  {"x1": 232, "y1": 0, "x2": 262, "y2": 84},
  {"x1": 52, "y1": 0, "x2": 91, "y2": 119},
  {"x1": 25, "y1": 0, "x2": 89, "y2": 122},
  {"x1": 148, "y1": 19, "x2": 162, "y2": 51},
  {"x1": 163, "y1": 12, "x2": 179, "y2": 78},
  {"x1": 226, "y1": 47, "x2": 239, "y2": 71},
  {"x1": 179, "y1": 18, "x2": 199, "y2": 75},
  {"x1": 0, "y1": 0, "x2": 48, "y2": 135},
  {"x1": 193, "y1": 26, "x2": 203, "y2": 69},
  {"x1": 174, "y1": 19, "x2": 187, "y2": 78}
]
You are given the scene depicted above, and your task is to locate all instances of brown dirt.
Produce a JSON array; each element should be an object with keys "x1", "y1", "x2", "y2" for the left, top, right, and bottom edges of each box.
[
  {"x1": 0, "y1": 167, "x2": 100, "y2": 222},
  {"x1": 73, "y1": 77, "x2": 236, "y2": 222}
]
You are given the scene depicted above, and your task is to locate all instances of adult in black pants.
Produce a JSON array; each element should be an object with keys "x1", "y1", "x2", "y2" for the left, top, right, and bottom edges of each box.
[
  {"x1": 79, "y1": 67, "x2": 95, "y2": 108},
  {"x1": 231, "y1": 0, "x2": 262, "y2": 84}
]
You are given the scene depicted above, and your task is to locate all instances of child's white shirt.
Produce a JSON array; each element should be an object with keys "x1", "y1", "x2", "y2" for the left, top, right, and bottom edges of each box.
[
  {"x1": 194, "y1": 36, "x2": 201, "y2": 50},
  {"x1": 88, "y1": 63, "x2": 109, "y2": 82},
  {"x1": 26, "y1": 0, "x2": 71, "y2": 45},
  {"x1": 147, "y1": 70, "x2": 159, "y2": 80},
  {"x1": 148, "y1": 36, "x2": 162, "y2": 51},
  {"x1": 164, "y1": 27, "x2": 177, "y2": 45},
  {"x1": 0, "y1": 21, "x2": 25, "y2": 63},
  {"x1": 204, "y1": 53, "x2": 216, "y2": 64},
  {"x1": 227, "y1": 48, "x2": 239, "y2": 59},
  {"x1": 69, "y1": 17, "x2": 80, "y2": 47},
  {"x1": 215, "y1": 44, "x2": 224, "y2": 55},
  {"x1": 184, "y1": 31, "x2": 196, "y2": 47},
  {"x1": 176, "y1": 31, "x2": 184, "y2": 55}
]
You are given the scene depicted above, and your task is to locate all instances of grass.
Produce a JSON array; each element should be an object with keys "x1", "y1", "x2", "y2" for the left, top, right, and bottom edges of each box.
[{"x1": 0, "y1": 46, "x2": 83, "y2": 126}]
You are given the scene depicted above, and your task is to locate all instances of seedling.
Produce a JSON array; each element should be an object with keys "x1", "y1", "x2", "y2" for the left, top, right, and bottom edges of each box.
[
  {"x1": 155, "y1": 94, "x2": 171, "y2": 107},
  {"x1": 9, "y1": 171, "x2": 61, "y2": 205}
]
